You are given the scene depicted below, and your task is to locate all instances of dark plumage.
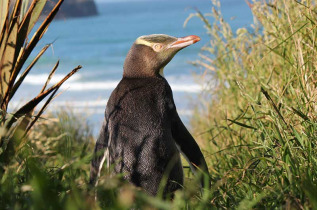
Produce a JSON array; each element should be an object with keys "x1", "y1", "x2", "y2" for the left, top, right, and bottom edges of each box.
[{"x1": 90, "y1": 34, "x2": 209, "y2": 196}]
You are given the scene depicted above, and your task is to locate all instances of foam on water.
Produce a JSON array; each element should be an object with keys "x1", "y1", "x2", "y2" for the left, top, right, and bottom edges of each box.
[
  {"x1": 23, "y1": 73, "x2": 204, "y2": 93},
  {"x1": 24, "y1": 73, "x2": 82, "y2": 84},
  {"x1": 10, "y1": 99, "x2": 193, "y2": 116}
]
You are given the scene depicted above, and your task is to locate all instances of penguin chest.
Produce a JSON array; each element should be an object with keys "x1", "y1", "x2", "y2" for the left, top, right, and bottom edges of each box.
[{"x1": 106, "y1": 81, "x2": 181, "y2": 181}]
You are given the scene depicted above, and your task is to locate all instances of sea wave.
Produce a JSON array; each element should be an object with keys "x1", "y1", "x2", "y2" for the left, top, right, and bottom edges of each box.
[
  {"x1": 23, "y1": 73, "x2": 204, "y2": 93},
  {"x1": 61, "y1": 81, "x2": 202, "y2": 93},
  {"x1": 9, "y1": 99, "x2": 193, "y2": 116},
  {"x1": 24, "y1": 73, "x2": 82, "y2": 84}
]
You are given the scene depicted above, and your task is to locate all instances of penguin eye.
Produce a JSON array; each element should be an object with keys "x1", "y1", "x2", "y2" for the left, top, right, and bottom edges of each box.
[{"x1": 153, "y1": 44, "x2": 163, "y2": 52}]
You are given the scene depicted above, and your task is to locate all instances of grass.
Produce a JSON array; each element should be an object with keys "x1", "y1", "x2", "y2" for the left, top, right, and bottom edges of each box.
[
  {"x1": 0, "y1": 0, "x2": 80, "y2": 185},
  {"x1": 1, "y1": 0, "x2": 317, "y2": 209},
  {"x1": 0, "y1": 110, "x2": 95, "y2": 209},
  {"x1": 0, "y1": 109, "x2": 212, "y2": 209},
  {"x1": 188, "y1": 0, "x2": 317, "y2": 208}
]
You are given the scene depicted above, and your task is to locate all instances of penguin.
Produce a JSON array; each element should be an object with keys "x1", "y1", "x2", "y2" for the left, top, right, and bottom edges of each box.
[{"x1": 90, "y1": 34, "x2": 209, "y2": 196}]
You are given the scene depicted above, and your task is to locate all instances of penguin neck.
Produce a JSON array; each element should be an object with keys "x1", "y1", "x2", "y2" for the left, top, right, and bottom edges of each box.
[
  {"x1": 123, "y1": 66, "x2": 159, "y2": 78},
  {"x1": 123, "y1": 44, "x2": 162, "y2": 78}
]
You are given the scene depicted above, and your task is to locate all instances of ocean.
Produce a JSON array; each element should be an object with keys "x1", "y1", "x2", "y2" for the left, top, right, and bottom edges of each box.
[{"x1": 11, "y1": 0, "x2": 253, "y2": 135}]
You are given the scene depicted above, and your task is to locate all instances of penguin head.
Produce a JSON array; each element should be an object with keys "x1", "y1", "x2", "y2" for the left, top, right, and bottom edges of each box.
[{"x1": 123, "y1": 34, "x2": 200, "y2": 78}]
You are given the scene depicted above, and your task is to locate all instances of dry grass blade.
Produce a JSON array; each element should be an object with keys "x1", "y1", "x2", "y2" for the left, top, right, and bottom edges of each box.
[
  {"x1": 5, "y1": 45, "x2": 52, "y2": 143},
  {"x1": 2, "y1": 0, "x2": 64, "y2": 111},
  {"x1": 24, "y1": 87, "x2": 59, "y2": 139},
  {"x1": 2, "y1": 65, "x2": 81, "y2": 133},
  {"x1": 40, "y1": 60, "x2": 59, "y2": 93},
  {"x1": 0, "y1": 19, "x2": 18, "y2": 108},
  {"x1": 0, "y1": 22, "x2": 8, "y2": 63},
  {"x1": 184, "y1": 9, "x2": 212, "y2": 30},
  {"x1": 14, "y1": 65, "x2": 81, "y2": 119},
  {"x1": 9, "y1": 65, "x2": 81, "y2": 150},
  {"x1": 0, "y1": 0, "x2": 9, "y2": 36},
  {"x1": 18, "y1": 60, "x2": 60, "y2": 141},
  {"x1": 8, "y1": 0, "x2": 22, "y2": 29},
  {"x1": 10, "y1": 44, "x2": 51, "y2": 101},
  {"x1": 19, "y1": 0, "x2": 47, "y2": 37},
  {"x1": 0, "y1": 0, "x2": 22, "y2": 107},
  {"x1": 14, "y1": 87, "x2": 60, "y2": 153},
  {"x1": 16, "y1": 0, "x2": 47, "y2": 65}
]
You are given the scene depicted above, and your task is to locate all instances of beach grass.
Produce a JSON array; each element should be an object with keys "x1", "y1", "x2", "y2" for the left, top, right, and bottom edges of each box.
[
  {"x1": 189, "y1": 0, "x2": 317, "y2": 208},
  {"x1": 1, "y1": 0, "x2": 317, "y2": 209}
]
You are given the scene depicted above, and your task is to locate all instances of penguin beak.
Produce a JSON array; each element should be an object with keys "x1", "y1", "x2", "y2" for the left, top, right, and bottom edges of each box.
[{"x1": 168, "y1": 35, "x2": 201, "y2": 49}]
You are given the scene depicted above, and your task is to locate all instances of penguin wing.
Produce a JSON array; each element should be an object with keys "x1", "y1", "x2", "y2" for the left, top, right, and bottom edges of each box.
[
  {"x1": 89, "y1": 119, "x2": 109, "y2": 187},
  {"x1": 171, "y1": 111, "x2": 210, "y2": 185}
]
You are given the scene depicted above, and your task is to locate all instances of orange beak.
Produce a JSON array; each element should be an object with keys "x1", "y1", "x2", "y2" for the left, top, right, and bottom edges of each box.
[{"x1": 168, "y1": 35, "x2": 201, "y2": 49}]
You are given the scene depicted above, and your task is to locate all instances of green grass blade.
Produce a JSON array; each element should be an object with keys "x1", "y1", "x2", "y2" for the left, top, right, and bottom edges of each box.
[
  {"x1": 227, "y1": 119, "x2": 257, "y2": 130},
  {"x1": 40, "y1": 60, "x2": 59, "y2": 93},
  {"x1": 291, "y1": 107, "x2": 309, "y2": 121},
  {"x1": 302, "y1": 179, "x2": 317, "y2": 209},
  {"x1": 260, "y1": 87, "x2": 287, "y2": 126},
  {"x1": 292, "y1": 127, "x2": 304, "y2": 149}
]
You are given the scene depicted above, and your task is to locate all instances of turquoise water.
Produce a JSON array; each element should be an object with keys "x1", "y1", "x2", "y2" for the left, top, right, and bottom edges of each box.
[{"x1": 12, "y1": 0, "x2": 253, "y2": 135}]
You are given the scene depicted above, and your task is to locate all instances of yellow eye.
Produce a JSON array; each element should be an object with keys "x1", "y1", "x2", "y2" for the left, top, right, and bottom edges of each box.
[{"x1": 153, "y1": 44, "x2": 163, "y2": 52}]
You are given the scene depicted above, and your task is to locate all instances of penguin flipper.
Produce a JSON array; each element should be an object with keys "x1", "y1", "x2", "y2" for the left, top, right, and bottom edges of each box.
[
  {"x1": 171, "y1": 112, "x2": 210, "y2": 187},
  {"x1": 89, "y1": 120, "x2": 109, "y2": 187}
]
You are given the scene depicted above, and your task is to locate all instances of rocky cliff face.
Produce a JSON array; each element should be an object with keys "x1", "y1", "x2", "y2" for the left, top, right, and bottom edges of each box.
[{"x1": 43, "y1": 0, "x2": 98, "y2": 19}]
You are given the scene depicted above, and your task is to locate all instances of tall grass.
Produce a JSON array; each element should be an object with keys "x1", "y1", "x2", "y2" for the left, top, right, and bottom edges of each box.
[
  {"x1": 0, "y1": 110, "x2": 213, "y2": 209},
  {"x1": 188, "y1": 0, "x2": 317, "y2": 208},
  {"x1": 0, "y1": 110, "x2": 98, "y2": 209}
]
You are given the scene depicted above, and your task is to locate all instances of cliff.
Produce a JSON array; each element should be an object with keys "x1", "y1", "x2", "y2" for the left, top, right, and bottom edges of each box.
[{"x1": 43, "y1": 0, "x2": 98, "y2": 19}]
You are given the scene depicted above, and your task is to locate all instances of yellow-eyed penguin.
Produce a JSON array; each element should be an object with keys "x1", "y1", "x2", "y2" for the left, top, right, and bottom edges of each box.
[{"x1": 90, "y1": 34, "x2": 209, "y2": 196}]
